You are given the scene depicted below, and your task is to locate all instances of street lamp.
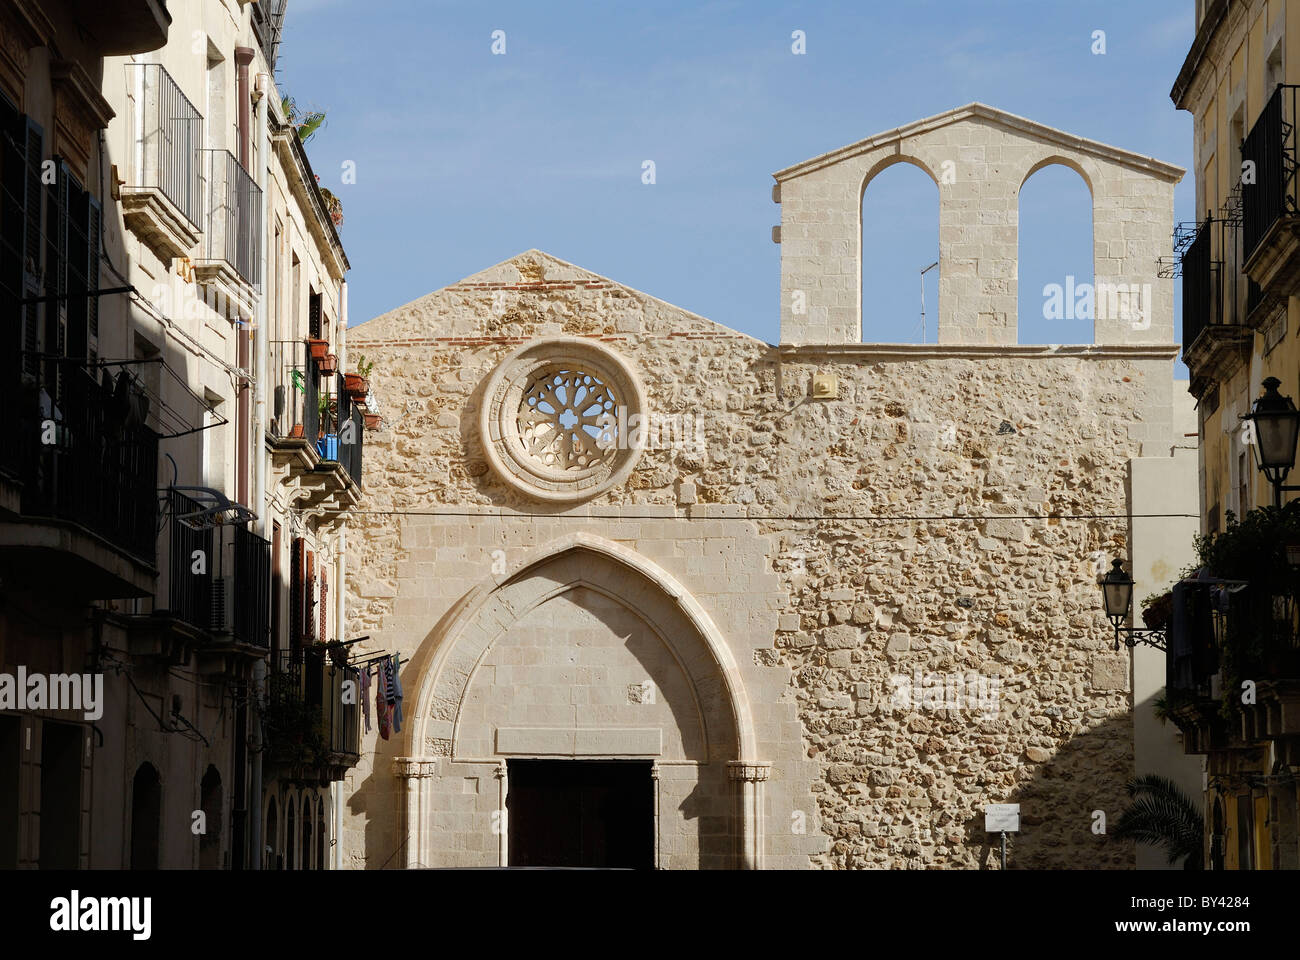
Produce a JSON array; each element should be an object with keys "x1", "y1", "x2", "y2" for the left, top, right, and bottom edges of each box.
[
  {"x1": 1243, "y1": 377, "x2": 1300, "y2": 507},
  {"x1": 1099, "y1": 559, "x2": 1167, "y2": 651}
]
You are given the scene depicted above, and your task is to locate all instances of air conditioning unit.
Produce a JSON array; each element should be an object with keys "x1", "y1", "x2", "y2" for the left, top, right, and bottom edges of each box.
[{"x1": 210, "y1": 576, "x2": 236, "y2": 634}]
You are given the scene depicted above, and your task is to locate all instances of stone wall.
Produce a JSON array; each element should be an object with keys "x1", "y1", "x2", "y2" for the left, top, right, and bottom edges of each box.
[{"x1": 341, "y1": 249, "x2": 1180, "y2": 869}]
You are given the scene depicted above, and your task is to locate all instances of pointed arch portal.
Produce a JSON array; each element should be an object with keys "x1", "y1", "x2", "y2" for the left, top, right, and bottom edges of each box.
[{"x1": 396, "y1": 533, "x2": 767, "y2": 869}]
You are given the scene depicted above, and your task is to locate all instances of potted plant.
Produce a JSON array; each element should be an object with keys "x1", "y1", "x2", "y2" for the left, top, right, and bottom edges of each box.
[
  {"x1": 307, "y1": 337, "x2": 329, "y2": 363},
  {"x1": 317, "y1": 393, "x2": 339, "y2": 459},
  {"x1": 1140, "y1": 590, "x2": 1174, "y2": 632},
  {"x1": 320, "y1": 353, "x2": 338, "y2": 376},
  {"x1": 364, "y1": 411, "x2": 382, "y2": 430},
  {"x1": 344, "y1": 356, "x2": 372, "y2": 399}
]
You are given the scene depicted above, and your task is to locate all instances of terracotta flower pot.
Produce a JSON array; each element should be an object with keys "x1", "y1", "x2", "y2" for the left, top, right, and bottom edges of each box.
[
  {"x1": 320, "y1": 353, "x2": 338, "y2": 375},
  {"x1": 343, "y1": 373, "x2": 370, "y2": 398},
  {"x1": 307, "y1": 338, "x2": 329, "y2": 362},
  {"x1": 364, "y1": 412, "x2": 381, "y2": 430}
]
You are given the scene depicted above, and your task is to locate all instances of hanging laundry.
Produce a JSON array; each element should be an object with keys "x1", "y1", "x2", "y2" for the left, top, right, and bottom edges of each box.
[
  {"x1": 376, "y1": 659, "x2": 391, "y2": 741},
  {"x1": 359, "y1": 664, "x2": 372, "y2": 734},
  {"x1": 391, "y1": 654, "x2": 404, "y2": 735}
]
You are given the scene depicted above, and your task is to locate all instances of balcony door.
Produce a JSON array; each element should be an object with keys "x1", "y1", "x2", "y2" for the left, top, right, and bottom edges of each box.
[{"x1": 506, "y1": 759, "x2": 653, "y2": 869}]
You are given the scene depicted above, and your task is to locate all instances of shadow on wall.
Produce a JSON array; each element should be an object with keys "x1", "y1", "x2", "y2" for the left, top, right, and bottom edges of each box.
[{"x1": 956, "y1": 712, "x2": 1147, "y2": 870}]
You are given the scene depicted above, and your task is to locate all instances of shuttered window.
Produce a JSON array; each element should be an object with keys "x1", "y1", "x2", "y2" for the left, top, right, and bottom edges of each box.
[
  {"x1": 289, "y1": 536, "x2": 304, "y2": 659},
  {"x1": 0, "y1": 98, "x2": 45, "y2": 380},
  {"x1": 307, "y1": 288, "x2": 321, "y2": 340},
  {"x1": 319, "y1": 567, "x2": 328, "y2": 644},
  {"x1": 304, "y1": 549, "x2": 316, "y2": 645},
  {"x1": 31, "y1": 158, "x2": 101, "y2": 399}
]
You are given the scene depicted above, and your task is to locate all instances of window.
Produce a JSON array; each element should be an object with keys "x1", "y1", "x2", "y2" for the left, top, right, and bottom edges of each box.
[
  {"x1": 205, "y1": 44, "x2": 226, "y2": 152},
  {"x1": 290, "y1": 536, "x2": 305, "y2": 658},
  {"x1": 308, "y1": 287, "x2": 322, "y2": 341},
  {"x1": 291, "y1": 253, "x2": 300, "y2": 337},
  {"x1": 273, "y1": 217, "x2": 283, "y2": 340},
  {"x1": 271, "y1": 521, "x2": 282, "y2": 661},
  {"x1": 201, "y1": 390, "x2": 225, "y2": 491},
  {"x1": 1266, "y1": 41, "x2": 1284, "y2": 97},
  {"x1": 0, "y1": 95, "x2": 44, "y2": 380},
  {"x1": 1238, "y1": 451, "x2": 1250, "y2": 516}
]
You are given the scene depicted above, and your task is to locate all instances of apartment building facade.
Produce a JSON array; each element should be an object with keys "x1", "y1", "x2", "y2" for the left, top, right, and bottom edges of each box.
[
  {"x1": 1171, "y1": 0, "x2": 1300, "y2": 869},
  {"x1": 0, "y1": 0, "x2": 365, "y2": 869}
]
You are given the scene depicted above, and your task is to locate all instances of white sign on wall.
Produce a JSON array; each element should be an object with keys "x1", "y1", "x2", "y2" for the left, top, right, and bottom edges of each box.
[{"x1": 984, "y1": 804, "x2": 1020, "y2": 833}]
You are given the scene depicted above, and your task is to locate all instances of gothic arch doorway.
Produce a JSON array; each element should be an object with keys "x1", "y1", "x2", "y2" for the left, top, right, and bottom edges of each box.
[{"x1": 397, "y1": 534, "x2": 768, "y2": 869}]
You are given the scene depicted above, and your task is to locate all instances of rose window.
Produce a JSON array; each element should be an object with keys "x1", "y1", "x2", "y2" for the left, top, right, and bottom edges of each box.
[
  {"x1": 517, "y1": 368, "x2": 619, "y2": 471},
  {"x1": 480, "y1": 338, "x2": 646, "y2": 502}
]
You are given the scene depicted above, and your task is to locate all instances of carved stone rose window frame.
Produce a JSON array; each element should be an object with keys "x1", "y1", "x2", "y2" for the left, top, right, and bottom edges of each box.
[{"x1": 479, "y1": 338, "x2": 647, "y2": 502}]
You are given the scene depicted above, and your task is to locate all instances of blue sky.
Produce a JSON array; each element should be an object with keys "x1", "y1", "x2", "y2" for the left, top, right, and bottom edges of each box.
[{"x1": 281, "y1": 0, "x2": 1193, "y2": 363}]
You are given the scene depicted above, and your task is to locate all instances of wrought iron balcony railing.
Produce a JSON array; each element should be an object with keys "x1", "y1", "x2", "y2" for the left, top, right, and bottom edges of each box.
[
  {"x1": 269, "y1": 647, "x2": 361, "y2": 773},
  {"x1": 1242, "y1": 84, "x2": 1299, "y2": 263},
  {"x1": 1180, "y1": 217, "x2": 1222, "y2": 356},
  {"x1": 164, "y1": 488, "x2": 271, "y2": 646},
  {"x1": 200, "y1": 148, "x2": 262, "y2": 286},
  {"x1": 269, "y1": 340, "x2": 320, "y2": 443},
  {"x1": 15, "y1": 358, "x2": 158, "y2": 563},
  {"x1": 123, "y1": 63, "x2": 203, "y2": 228},
  {"x1": 324, "y1": 372, "x2": 364, "y2": 488}
]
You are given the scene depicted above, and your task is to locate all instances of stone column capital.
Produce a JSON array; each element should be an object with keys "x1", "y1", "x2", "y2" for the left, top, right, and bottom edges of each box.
[
  {"x1": 727, "y1": 761, "x2": 772, "y2": 782},
  {"x1": 393, "y1": 757, "x2": 438, "y2": 779}
]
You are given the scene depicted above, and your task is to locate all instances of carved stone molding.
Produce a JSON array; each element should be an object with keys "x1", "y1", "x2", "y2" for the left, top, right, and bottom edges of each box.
[
  {"x1": 50, "y1": 58, "x2": 114, "y2": 183},
  {"x1": 0, "y1": 0, "x2": 52, "y2": 104},
  {"x1": 727, "y1": 761, "x2": 773, "y2": 782},
  {"x1": 393, "y1": 757, "x2": 438, "y2": 779}
]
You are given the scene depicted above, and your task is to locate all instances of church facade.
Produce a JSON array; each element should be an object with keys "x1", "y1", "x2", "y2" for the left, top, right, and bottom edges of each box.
[{"x1": 340, "y1": 105, "x2": 1197, "y2": 869}]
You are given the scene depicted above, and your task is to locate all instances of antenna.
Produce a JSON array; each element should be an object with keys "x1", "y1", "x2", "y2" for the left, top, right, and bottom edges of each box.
[{"x1": 920, "y1": 261, "x2": 939, "y2": 343}]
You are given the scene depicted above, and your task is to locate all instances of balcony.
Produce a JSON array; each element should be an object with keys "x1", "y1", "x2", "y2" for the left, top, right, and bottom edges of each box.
[
  {"x1": 194, "y1": 148, "x2": 261, "y2": 315},
  {"x1": 326, "y1": 373, "x2": 365, "y2": 489},
  {"x1": 130, "y1": 488, "x2": 270, "y2": 669},
  {"x1": 1168, "y1": 564, "x2": 1300, "y2": 758},
  {"x1": 121, "y1": 63, "x2": 203, "y2": 261},
  {"x1": 266, "y1": 648, "x2": 360, "y2": 782},
  {"x1": 0, "y1": 358, "x2": 158, "y2": 599},
  {"x1": 1242, "y1": 85, "x2": 1300, "y2": 302},
  {"x1": 250, "y1": 0, "x2": 288, "y2": 71},
  {"x1": 68, "y1": 0, "x2": 171, "y2": 56},
  {"x1": 1180, "y1": 216, "x2": 1251, "y2": 398},
  {"x1": 268, "y1": 341, "x2": 361, "y2": 515}
]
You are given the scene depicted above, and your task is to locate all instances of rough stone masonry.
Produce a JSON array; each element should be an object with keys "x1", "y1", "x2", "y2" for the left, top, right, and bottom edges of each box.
[{"x1": 341, "y1": 104, "x2": 1183, "y2": 869}]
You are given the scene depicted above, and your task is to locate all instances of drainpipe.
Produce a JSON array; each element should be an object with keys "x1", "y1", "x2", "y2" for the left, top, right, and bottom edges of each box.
[
  {"x1": 248, "y1": 68, "x2": 271, "y2": 872},
  {"x1": 235, "y1": 48, "x2": 254, "y2": 168}
]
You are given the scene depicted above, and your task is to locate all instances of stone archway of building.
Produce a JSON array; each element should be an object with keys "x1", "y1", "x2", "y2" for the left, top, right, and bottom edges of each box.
[{"x1": 397, "y1": 533, "x2": 768, "y2": 869}]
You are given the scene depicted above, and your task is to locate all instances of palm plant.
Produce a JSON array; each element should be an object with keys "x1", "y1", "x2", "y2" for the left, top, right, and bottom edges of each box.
[{"x1": 1113, "y1": 774, "x2": 1204, "y2": 869}]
